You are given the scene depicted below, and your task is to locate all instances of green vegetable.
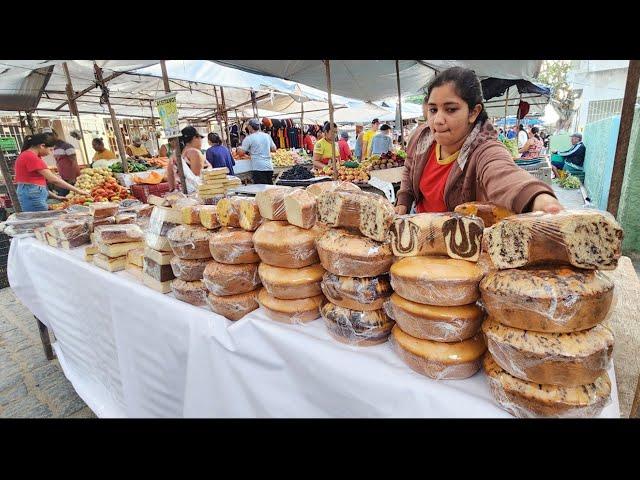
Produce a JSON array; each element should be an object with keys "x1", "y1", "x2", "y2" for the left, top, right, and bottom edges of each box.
[
  {"x1": 559, "y1": 174, "x2": 581, "y2": 189},
  {"x1": 343, "y1": 161, "x2": 360, "y2": 168}
]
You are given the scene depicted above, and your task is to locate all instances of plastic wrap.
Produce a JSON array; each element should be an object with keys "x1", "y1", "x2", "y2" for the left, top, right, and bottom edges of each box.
[
  {"x1": 97, "y1": 240, "x2": 144, "y2": 258},
  {"x1": 171, "y1": 279, "x2": 208, "y2": 306},
  {"x1": 389, "y1": 256, "x2": 483, "y2": 307},
  {"x1": 316, "y1": 228, "x2": 394, "y2": 278},
  {"x1": 125, "y1": 262, "x2": 143, "y2": 281},
  {"x1": 45, "y1": 218, "x2": 91, "y2": 241},
  {"x1": 320, "y1": 272, "x2": 392, "y2": 311},
  {"x1": 164, "y1": 191, "x2": 188, "y2": 207},
  {"x1": 216, "y1": 196, "x2": 243, "y2": 228},
  {"x1": 115, "y1": 213, "x2": 137, "y2": 224},
  {"x1": 145, "y1": 232, "x2": 173, "y2": 252},
  {"x1": 173, "y1": 197, "x2": 200, "y2": 209},
  {"x1": 483, "y1": 353, "x2": 612, "y2": 418},
  {"x1": 147, "y1": 206, "x2": 183, "y2": 236},
  {"x1": 94, "y1": 224, "x2": 144, "y2": 244},
  {"x1": 255, "y1": 186, "x2": 293, "y2": 221},
  {"x1": 143, "y1": 256, "x2": 176, "y2": 282},
  {"x1": 239, "y1": 197, "x2": 263, "y2": 232},
  {"x1": 93, "y1": 253, "x2": 127, "y2": 272},
  {"x1": 208, "y1": 228, "x2": 259, "y2": 264},
  {"x1": 65, "y1": 205, "x2": 92, "y2": 215},
  {"x1": 453, "y1": 202, "x2": 514, "y2": 227},
  {"x1": 390, "y1": 325, "x2": 486, "y2": 380},
  {"x1": 34, "y1": 227, "x2": 47, "y2": 243},
  {"x1": 199, "y1": 205, "x2": 220, "y2": 230},
  {"x1": 170, "y1": 256, "x2": 210, "y2": 282},
  {"x1": 142, "y1": 272, "x2": 172, "y2": 293},
  {"x1": 258, "y1": 263, "x2": 324, "y2": 300},
  {"x1": 59, "y1": 234, "x2": 91, "y2": 249},
  {"x1": 486, "y1": 209, "x2": 623, "y2": 271},
  {"x1": 181, "y1": 205, "x2": 203, "y2": 225},
  {"x1": 390, "y1": 213, "x2": 484, "y2": 262},
  {"x1": 90, "y1": 202, "x2": 120, "y2": 219},
  {"x1": 205, "y1": 290, "x2": 260, "y2": 321},
  {"x1": 384, "y1": 293, "x2": 484, "y2": 343},
  {"x1": 482, "y1": 318, "x2": 614, "y2": 386},
  {"x1": 10, "y1": 211, "x2": 67, "y2": 221},
  {"x1": 143, "y1": 247, "x2": 174, "y2": 265},
  {"x1": 166, "y1": 225, "x2": 212, "y2": 260},
  {"x1": 284, "y1": 188, "x2": 317, "y2": 230},
  {"x1": 258, "y1": 288, "x2": 323, "y2": 325},
  {"x1": 126, "y1": 247, "x2": 145, "y2": 268},
  {"x1": 479, "y1": 267, "x2": 615, "y2": 333},
  {"x1": 92, "y1": 216, "x2": 116, "y2": 230},
  {"x1": 199, "y1": 194, "x2": 225, "y2": 206},
  {"x1": 321, "y1": 301, "x2": 394, "y2": 346},
  {"x1": 253, "y1": 221, "x2": 322, "y2": 268},
  {"x1": 305, "y1": 180, "x2": 361, "y2": 198},
  {"x1": 202, "y1": 261, "x2": 261, "y2": 296}
]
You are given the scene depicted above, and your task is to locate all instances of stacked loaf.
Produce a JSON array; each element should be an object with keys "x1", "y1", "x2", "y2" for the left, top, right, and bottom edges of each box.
[
  {"x1": 481, "y1": 209, "x2": 623, "y2": 418},
  {"x1": 142, "y1": 206, "x2": 182, "y2": 292},
  {"x1": 312, "y1": 187, "x2": 395, "y2": 345},
  {"x1": 43, "y1": 217, "x2": 92, "y2": 250},
  {"x1": 166, "y1": 223, "x2": 212, "y2": 305},
  {"x1": 198, "y1": 168, "x2": 241, "y2": 201},
  {"x1": 92, "y1": 224, "x2": 144, "y2": 273}
]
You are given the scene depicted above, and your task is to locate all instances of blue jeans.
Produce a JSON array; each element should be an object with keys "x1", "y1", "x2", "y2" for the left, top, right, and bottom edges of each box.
[{"x1": 17, "y1": 183, "x2": 49, "y2": 212}]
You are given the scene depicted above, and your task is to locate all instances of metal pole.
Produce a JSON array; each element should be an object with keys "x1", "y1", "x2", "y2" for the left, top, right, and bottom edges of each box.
[
  {"x1": 160, "y1": 60, "x2": 187, "y2": 194},
  {"x1": 62, "y1": 62, "x2": 90, "y2": 166},
  {"x1": 93, "y1": 63, "x2": 128, "y2": 173},
  {"x1": 324, "y1": 60, "x2": 338, "y2": 180},
  {"x1": 0, "y1": 148, "x2": 20, "y2": 213},
  {"x1": 395, "y1": 60, "x2": 404, "y2": 146}
]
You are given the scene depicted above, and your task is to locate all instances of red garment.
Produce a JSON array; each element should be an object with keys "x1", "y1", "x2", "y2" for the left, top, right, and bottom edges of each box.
[
  {"x1": 304, "y1": 135, "x2": 316, "y2": 153},
  {"x1": 15, "y1": 150, "x2": 48, "y2": 186},
  {"x1": 416, "y1": 145, "x2": 455, "y2": 213},
  {"x1": 338, "y1": 139, "x2": 351, "y2": 161},
  {"x1": 53, "y1": 140, "x2": 78, "y2": 183}
]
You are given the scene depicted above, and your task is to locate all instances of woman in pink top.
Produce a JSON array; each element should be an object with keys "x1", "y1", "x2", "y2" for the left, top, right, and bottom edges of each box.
[{"x1": 519, "y1": 126, "x2": 544, "y2": 160}]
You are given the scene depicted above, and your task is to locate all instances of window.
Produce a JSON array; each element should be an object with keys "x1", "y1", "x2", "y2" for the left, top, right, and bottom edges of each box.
[{"x1": 586, "y1": 97, "x2": 640, "y2": 124}]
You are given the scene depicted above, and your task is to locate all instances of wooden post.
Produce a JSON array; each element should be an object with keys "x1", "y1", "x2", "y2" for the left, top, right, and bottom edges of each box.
[
  {"x1": 160, "y1": 60, "x2": 171, "y2": 93},
  {"x1": 93, "y1": 63, "x2": 129, "y2": 173},
  {"x1": 150, "y1": 100, "x2": 159, "y2": 156},
  {"x1": 0, "y1": 148, "x2": 20, "y2": 213},
  {"x1": 395, "y1": 60, "x2": 404, "y2": 145},
  {"x1": 62, "y1": 62, "x2": 90, "y2": 166},
  {"x1": 301, "y1": 101, "x2": 305, "y2": 149},
  {"x1": 160, "y1": 60, "x2": 187, "y2": 194},
  {"x1": 504, "y1": 88, "x2": 510, "y2": 131},
  {"x1": 213, "y1": 87, "x2": 226, "y2": 145},
  {"x1": 220, "y1": 87, "x2": 231, "y2": 148},
  {"x1": 324, "y1": 60, "x2": 337, "y2": 180},
  {"x1": 607, "y1": 59, "x2": 640, "y2": 218}
]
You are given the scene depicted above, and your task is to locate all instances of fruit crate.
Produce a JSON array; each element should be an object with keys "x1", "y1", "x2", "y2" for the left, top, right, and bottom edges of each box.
[{"x1": 130, "y1": 182, "x2": 172, "y2": 203}]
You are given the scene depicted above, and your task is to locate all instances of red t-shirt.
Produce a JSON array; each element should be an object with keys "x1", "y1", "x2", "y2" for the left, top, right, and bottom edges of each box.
[
  {"x1": 303, "y1": 135, "x2": 316, "y2": 153},
  {"x1": 338, "y1": 139, "x2": 351, "y2": 161},
  {"x1": 416, "y1": 145, "x2": 455, "y2": 213},
  {"x1": 15, "y1": 150, "x2": 48, "y2": 187}
]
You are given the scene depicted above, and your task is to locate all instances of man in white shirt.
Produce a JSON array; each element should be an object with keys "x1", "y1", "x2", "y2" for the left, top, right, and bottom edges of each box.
[
  {"x1": 517, "y1": 125, "x2": 529, "y2": 149},
  {"x1": 236, "y1": 118, "x2": 277, "y2": 184}
]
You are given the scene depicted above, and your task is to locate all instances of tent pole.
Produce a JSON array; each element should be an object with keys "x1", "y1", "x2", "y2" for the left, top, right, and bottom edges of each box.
[
  {"x1": 93, "y1": 63, "x2": 128, "y2": 174},
  {"x1": 220, "y1": 87, "x2": 230, "y2": 148},
  {"x1": 324, "y1": 60, "x2": 337, "y2": 180},
  {"x1": 607, "y1": 59, "x2": 640, "y2": 218},
  {"x1": 62, "y1": 62, "x2": 90, "y2": 166},
  {"x1": 149, "y1": 100, "x2": 159, "y2": 156},
  {"x1": 0, "y1": 148, "x2": 21, "y2": 213},
  {"x1": 395, "y1": 60, "x2": 404, "y2": 146},
  {"x1": 159, "y1": 60, "x2": 187, "y2": 194},
  {"x1": 213, "y1": 87, "x2": 226, "y2": 146},
  {"x1": 301, "y1": 101, "x2": 305, "y2": 149},
  {"x1": 504, "y1": 88, "x2": 509, "y2": 130}
]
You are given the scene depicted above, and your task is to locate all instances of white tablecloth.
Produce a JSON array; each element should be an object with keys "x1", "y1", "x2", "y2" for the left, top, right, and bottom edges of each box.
[{"x1": 7, "y1": 238, "x2": 621, "y2": 418}]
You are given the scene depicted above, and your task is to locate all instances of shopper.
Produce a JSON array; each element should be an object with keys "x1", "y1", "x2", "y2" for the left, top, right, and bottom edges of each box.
[
  {"x1": 354, "y1": 127, "x2": 364, "y2": 161},
  {"x1": 551, "y1": 132, "x2": 586, "y2": 178},
  {"x1": 361, "y1": 118, "x2": 380, "y2": 159},
  {"x1": 47, "y1": 129, "x2": 81, "y2": 197},
  {"x1": 126, "y1": 136, "x2": 151, "y2": 158},
  {"x1": 517, "y1": 124, "x2": 529, "y2": 149},
  {"x1": 159, "y1": 137, "x2": 178, "y2": 158},
  {"x1": 507, "y1": 126, "x2": 517, "y2": 139},
  {"x1": 236, "y1": 118, "x2": 276, "y2": 185},
  {"x1": 15, "y1": 134, "x2": 89, "y2": 211},
  {"x1": 91, "y1": 138, "x2": 117, "y2": 162},
  {"x1": 312, "y1": 122, "x2": 339, "y2": 169},
  {"x1": 166, "y1": 126, "x2": 206, "y2": 194},
  {"x1": 519, "y1": 126, "x2": 544, "y2": 160},
  {"x1": 338, "y1": 131, "x2": 352, "y2": 161},
  {"x1": 303, "y1": 129, "x2": 317, "y2": 154},
  {"x1": 370, "y1": 124, "x2": 394, "y2": 156},
  {"x1": 395, "y1": 67, "x2": 562, "y2": 215},
  {"x1": 206, "y1": 132, "x2": 235, "y2": 175}
]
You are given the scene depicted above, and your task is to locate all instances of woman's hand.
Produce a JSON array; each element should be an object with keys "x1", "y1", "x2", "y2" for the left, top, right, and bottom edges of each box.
[
  {"x1": 395, "y1": 205, "x2": 408, "y2": 215},
  {"x1": 531, "y1": 193, "x2": 563, "y2": 214}
]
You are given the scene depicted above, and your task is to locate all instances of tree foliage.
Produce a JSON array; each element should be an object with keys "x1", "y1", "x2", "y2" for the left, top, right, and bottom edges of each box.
[{"x1": 538, "y1": 60, "x2": 580, "y2": 130}]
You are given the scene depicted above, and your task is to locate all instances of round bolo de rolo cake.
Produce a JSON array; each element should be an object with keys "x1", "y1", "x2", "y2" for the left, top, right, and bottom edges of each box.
[
  {"x1": 320, "y1": 302, "x2": 394, "y2": 346},
  {"x1": 320, "y1": 272, "x2": 392, "y2": 311},
  {"x1": 171, "y1": 279, "x2": 208, "y2": 307},
  {"x1": 206, "y1": 290, "x2": 260, "y2": 321},
  {"x1": 390, "y1": 325, "x2": 486, "y2": 380},
  {"x1": 479, "y1": 266, "x2": 614, "y2": 333},
  {"x1": 483, "y1": 353, "x2": 612, "y2": 418},
  {"x1": 167, "y1": 225, "x2": 213, "y2": 260},
  {"x1": 209, "y1": 227, "x2": 261, "y2": 264},
  {"x1": 257, "y1": 288, "x2": 324, "y2": 324},
  {"x1": 202, "y1": 260, "x2": 261, "y2": 296},
  {"x1": 482, "y1": 317, "x2": 614, "y2": 387},
  {"x1": 258, "y1": 263, "x2": 325, "y2": 300},
  {"x1": 315, "y1": 228, "x2": 394, "y2": 278},
  {"x1": 390, "y1": 256, "x2": 484, "y2": 306},
  {"x1": 384, "y1": 293, "x2": 485, "y2": 342},
  {"x1": 170, "y1": 256, "x2": 211, "y2": 282},
  {"x1": 253, "y1": 221, "x2": 324, "y2": 268}
]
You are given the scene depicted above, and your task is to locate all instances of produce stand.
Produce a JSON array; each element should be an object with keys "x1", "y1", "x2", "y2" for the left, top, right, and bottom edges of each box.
[{"x1": 7, "y1": 237, "x2": 623, "y2": 418}]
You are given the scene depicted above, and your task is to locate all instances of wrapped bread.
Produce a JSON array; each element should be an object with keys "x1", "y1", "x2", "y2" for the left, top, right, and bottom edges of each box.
[
  {"x1": 384, "y1": 293, "x2": 484, "y2": 342},
  {"x1": 206, "y1": 290, "x2": 260, "y2": 321},
  {"x1": 209, "y1": 228, "x2": 260, "y2": 264},
  {"x1": 320, "y1": 272, "x2": 392, "y2": 311},
  {"x1": 253, "y1": 221, "x2": 323, "y2": 268},
  {"x1": 258, "y1": 263, "x2": 325, "y2": 300},
  {"x1": 170, "y1": 256, "x2": 210, "y2": 282},
  {"x1": 483, "y1": 353, "x2": 611, "y2": 418},
  {"x1": 181, "y1": 205, "x2": 203, "y2": 225},
  {"x1": 316, "y1": 228, "x2": 393, "y2": 278},
  {"x1": 90, "y1": 202, "x2": 119, "y2": 220},
  {"x1": 306, "y1": 180, "x2": 360, "y2": 198},
  {"x1": 144, "y1": 247, "x2": 174, "y2": 266},
  {"x1": 285, "y1": 189, "x2": 316, "y2": 229},
  {"x1": 98, "y1": 241, "x2": 144, "y2": 258},
  {"x1": 127, "y1": 247, "x2": 144, "y2": 268},
  {"x1": 258, "y1": 288, "x2": 324, "y2": 324},
  {"x1": 390, "y1": 256, "x2": 483, "y2": 306},
  {"x1": 167, "y1": 225, "x2": 212, "y2": 260},
  {"x1": 255, "y1": 186, "x2": 292, "y2": 221},
  {"x1": 93, "y1": 253, "x2": 126, "y2": 272},
  {"x1": 390, "y1": 325, "x2": 486, "y2": 380},
  {"x1": 92, "y1": 216, "x2": 116, "y2": 229},
  {"x1": 171, "y1": 279, "x2": 208, "y2": 306},
  {"x1": 45, "y1": 219, "x2": 90, "y2": 241},
  {"x1": 148, "y1": 206, "x2": 182, "y2": 235},
  {"x1": 454, "y1": 201, "x2": 514, "y2": 227},
  {"x1": 486, "y1": 209, "x2": 623, "y2": 270},
  {"x1": 216, "y1": 196, "x2": 243, "y2": 227},
  {"x1": 94, "y1": 224, "x2": 144, "y2": 244},
  {"x1": 321, "y1": 302, "x2": 394, "y2": 346},
  {"x1": 142, "y1": 272, "x2": 172, "y2": 293},
  {"x1": 145, "y1": 232, "x2": 172, "y2": 252},
  {"x1": 239, "y1": 197, "x2": 262, "y2": 231},
  {"x1": 389, "y1": 213, "x2": 484, "y2": 262},
  {"x1": 479, "y1": 267, "x2": 614, "y2": 333},
  {"x1": 199, "y1": 205, "x2": 219, "y2": 230},
  {"x1": 115, "y1": 213, "x2": 137, "y2": 225},
  {"x1": 203, "y1": 260, "x2": 261, "y2": 296},
  {"x1": 143, "y1": 257, "x2": 175, "y2": 283}
]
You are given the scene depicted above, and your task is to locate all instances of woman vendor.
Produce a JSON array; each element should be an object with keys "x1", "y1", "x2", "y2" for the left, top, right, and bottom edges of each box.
[
  {"x1": 91, "y1": 138, "x2": 117, "y2": 162},
  {"x1": 395, "y1": 67, "x2": 562, "y2": 215},
  {"x1": 166, "y1": 126, "x2": 207, "y2": 194},
  {"x1": 312, "y1": 122, "x2": 339, "y2": 170}
]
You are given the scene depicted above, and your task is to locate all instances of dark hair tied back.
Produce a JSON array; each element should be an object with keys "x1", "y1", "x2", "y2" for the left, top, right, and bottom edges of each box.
[
  {"x1": 21, "y1": 133, "x2": 54, "y2": 152},
  {"x1": 426, "y1": 67, "x2": 488, "y2": 124}
]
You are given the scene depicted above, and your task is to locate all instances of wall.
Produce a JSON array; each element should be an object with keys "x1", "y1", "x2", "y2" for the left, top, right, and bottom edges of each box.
[
  {"x1": 583, "y1": 115, "x2": 620, "y2": 210},
  {"x1": 618, "y1": 106, "x2": 640, "y2": 254}
]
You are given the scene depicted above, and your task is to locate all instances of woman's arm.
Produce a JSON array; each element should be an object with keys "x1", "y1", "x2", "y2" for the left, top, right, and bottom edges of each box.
[
  {"x1": 312, "y1": 155, "x2": 326, "y2": 170},
  {"x1": 38, "y1": 169, "x2": 89, "y2": 196},
  {"x1": 518, "y1": 139, "x2": 532, "y2": 153},
  {"x1": 186, "y1": 149, "x2": 204, "y2": 176},
  {"x1": 395, "y1": 151, "x2": 416, "y2": 214}
]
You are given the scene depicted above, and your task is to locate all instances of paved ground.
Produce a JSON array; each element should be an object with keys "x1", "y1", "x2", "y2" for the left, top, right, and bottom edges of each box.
[{"x1": 0, "y1": 288, "x2": 95, "y2": 418}]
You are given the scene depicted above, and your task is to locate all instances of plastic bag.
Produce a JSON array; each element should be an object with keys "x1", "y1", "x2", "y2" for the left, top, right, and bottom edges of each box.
[
  {"x1": 208, "y1": 228, "x2": 259, "y2": 264},
  {"x1": 255, "y1": 186, "x2": 293, "y2": 221},
  {"x1": 258, "y1": 288, "x2": 323, "y2": 325},
  {"x1": 453, "y1": 201, "x2": 514, "y2": 228},
  {"x1": 171, "y1": 279, "x2": 208, "y2": 306},
  {"x1": 202, "y1": 261, "x2": 261, "y2": 296},
  {"x1": 166, "y1": 225, "x2": 213, "y2": 260},
  {"x1": 94, "y1": 224, "x2": 144, "y2": 245},
  {"x1": 205, "y1": 290, "x2": 260, "y2": 321},
  {"x1": 90, "y1": 202, "x2": 119, "y2": 220},
  {"x1": 321, "y1": 301, "x2": 394, "y2": 346},
  {"x1": 258, "y1": 263, "x2": 324, "y2": 300},
  {"x1": 170, "y1": 256, "x2": 210, "y2": 282},
  {"x1": 253, "y1": 221, "x2": 322, "y2": 268},
  {"x1": 305, "y1": 180, "x2": 361, "y2": 198},
  {"x1": 320, "y1": 272, "x2": 392, "y2": 311},
  {"x1": 45, "y1": 218, "x2": 91, "y2": 241}
]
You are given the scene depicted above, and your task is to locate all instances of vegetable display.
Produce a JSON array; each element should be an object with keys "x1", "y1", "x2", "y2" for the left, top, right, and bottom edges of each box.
[
  {"x1": 53, "y1": 167, "x2": 133, "y2": 209},
  {"x1": 559, "y1": 174, "x2": 581, "y2": 189}
]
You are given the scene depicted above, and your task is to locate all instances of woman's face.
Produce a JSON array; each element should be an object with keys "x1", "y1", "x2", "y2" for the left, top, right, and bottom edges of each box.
[
  {"x1": 37, "y1": 144, "x2": 53, "y2": 157},
  {"x1": 426, "y1": 82, "x2": 481, "y2": 148},
  {"x1": 190, "y1": 136, "x2": 202, "y2": 149},
  {"x1": 93, "y1": 141, "x2": 104, "y2": 152}
]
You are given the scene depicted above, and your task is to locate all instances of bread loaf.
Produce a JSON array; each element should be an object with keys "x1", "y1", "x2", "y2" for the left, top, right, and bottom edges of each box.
[
  {"x1": 90, "y1": 202, "x2": 119, "y2": 220},
  {"x1": 486, "y1": 209, "x2": 623, "y2": 270},
  {"x1": 199, "y1": 205, "x2": 219, "y2": 230},
  {"x1": 238, "y1": 197, "x2": 262, "y2": 231},
  {"x1": 253, "y1": 221, "x2": 322, "y2": 268},
  {"x1": 148, "y1": 206, "x2": 182, "y2": 235},
  {"x1": 94, "y1": 224, "x2": 144, "y2": 244},
  {"x1": 93, "y1": 253, "x2": 126, "y2": 272},
  {"x1": 142, "y1": 272, "x2": 172, "y2": 293},
  {"x1": 46, "y1": 219, "x2": 90, "y2": 240},
  {"x1": 390, "y1": 325, "x2": 486, "y2": 380},
  {"x1": 321, "y1": 302, "x2": 394, "y2": 346},
  {"x1": 358, "y1": 192, "x2": 396, "y2": 242},
  {"x1": 145, "y1": 233, "x2": 172, "y2": 252},
  {"x1": 258, "y1": 288, "x2": 324, "y2": 324},
  {"x1": 216, "y1": 196, "x2": 242, "y2": 227},
  {"x1": 171, "y1": 279, "x2": 208, "y2": 306},
  {"x1": 384, "y1": 293, "x2": 484, "y2": 342},
  {"x1": 316, "y1": 228, "x2": 393, "y2": 278},
  {"x1": 203, "y1": 260, "x2": 261, "y2": 296},
  {"x1": 255, "y1": 186, "x2": 292, "y2": 221},
  {"x1": 143, "y1": 257, "x2": 176, "y2": 283},
  {"x1": 34, "y1": 227, "x2": 47, "y2": 243},
  {"x1": 181, "y1": 205, "x2": 203, "y2": 225},
  {"x1": 97, "y1": 241, "x2": 144, "y2": 258},
  {"x1": 206, "y1": 290, "x2": 260, "y2": 321},
  {"x1": 143, "y1": 247, "x2": 174, "y2": 266},
  {"x1": 454, "y1": 201, "x2": 514, "y2": 227},
  {"x1": 125, "y1": 263, "x2": 143, "y2": 281},
  {"x1": 390, "y1": 256, "x2": 483, "y2": 306},
  {"x1": 85, "y1": 244, "x2": 98, "y2": 256},
  {"x1": 258, "y1": 263, "x2": 324, "y2": 299},
  {"x1": 170, "y1": 256, "x2": 211, "y2": 281},
  {"x1": 479, "y1": 267, "x2": 614, "y2": 333},
  {"x1": 127, "y1": 247, "x2": 144, "y2": 268},
  {"x1": 482, "y1": 317, "x2": 614, "y2": 386},
  {"x1": 115, "y1": 213, "x2": 137, "y2": 225},
  {"x1": 316, "y1": 189, "x2": 361, "y2": 229},
  {"x1": 92, "y1": 216, "x2": 116, "y2": 229},
  {"x1": 483, "y1": 353, "x2": 611, "y2": 418},
  {"x1": 60, "y1": 234, "x2": 91, "y2": 249},
  {"x1": 285, "y1": 189, "x2": 316, "y2": 229},
  {"x1": 167, "y1": 225, "x2": 212, "y2": 260},
  {"x1": 320, "y1": 272, "x2": 392, "y2": 311},
  {"x1": 306, "y1": 180, "x2": 360, "y2": 198},
  {"x1": 209, "y1": 228, "x2": 260, "y2": 264}
]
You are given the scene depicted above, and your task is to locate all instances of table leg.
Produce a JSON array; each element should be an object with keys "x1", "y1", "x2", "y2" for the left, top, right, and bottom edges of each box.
[{"x1": 35, "y1": 316, "x2": 55, "y2": 361}]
